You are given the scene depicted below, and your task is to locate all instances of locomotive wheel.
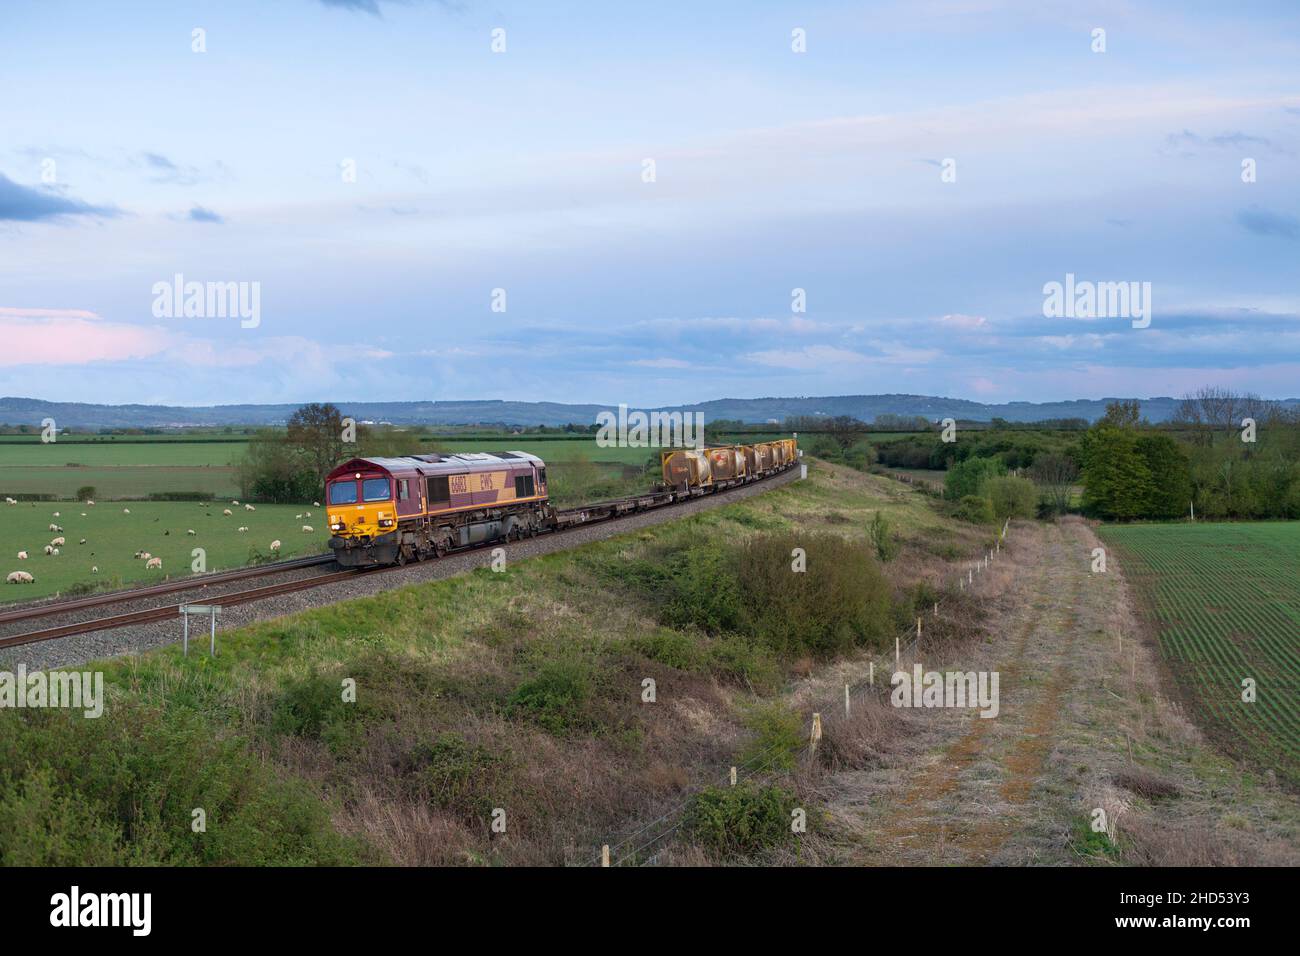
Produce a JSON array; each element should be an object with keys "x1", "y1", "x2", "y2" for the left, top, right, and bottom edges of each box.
[{"x1": 395, "y1": 548, "x2": 407, "y2": 567}]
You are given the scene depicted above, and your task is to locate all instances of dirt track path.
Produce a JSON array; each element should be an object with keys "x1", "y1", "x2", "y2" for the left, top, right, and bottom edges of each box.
[{"x1": 830, "y1": 519, "x2": 1102, "y2": 865}]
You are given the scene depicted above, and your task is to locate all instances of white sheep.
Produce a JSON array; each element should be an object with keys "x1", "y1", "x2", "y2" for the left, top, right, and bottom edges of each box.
[
  {"x1": 52, "y1": 511, "x2": 60, "y2": 517},
  {"x1": 123, "y1": 508, "x2": 131, "y2": 514},
  {"x1": 232, "y1": 500, "x2": 239, "y2": 506},
  {"x1": 86, "y1": 500, "x2": 95, "y2": 506},
  {"x1": 223, "y1": 508, "x2": 233, "y2": 516},
  {"x1": 17, "y1": 551, "x2": 28, "y2": 560},
  {"x1": 135, "y1": 551, "x2": 151, "y2": 561},
  {"x1": 145, "y1": 557, "x2": 162, "y2": 569},
  {"x1": 237, "y1": 526, "x2": 248, "y2": 533},
  {"x1": 301, "y1": 525, "x2": 314, "y2": 533},
  {"x1": 43, "y1": 545, "x2": 54, "y2": 556},
  {"x1": 4, "y1": 497, "x2": 16, "y2": 505},
  {"x1": 295, "y1": 514, "x2": 302, "y2": 520},
  {"x1": 187, "y1": 529, "x2": 197, "y2": 535},
  {"x1": 269, "y1": 540, "x2": 281, "y2": 551},
  {"x1": 245, "y1": 504, "x2": 256, "y2": 511},
  {"x1": 305, "y1": 511, "x2": 311, "y2": 517},
  {"x1": 51, "y1": 548, "x2": 60, "y2": 556},
  {"x1": 50, "y1": 537, "x2": 65, "y2": 547},
  {"x1": 91, "y1": 566, "x2": 98, "y2": 573},
  {"x1": 7, "y1": 571, "x2": 34, "y2": 584},
  {"x1": 48, "y1": 523, "x2": 59, "y2": 532},
  {"x1": 313, "y1": 501, "x2": 320, "y2": 507},
  {"x1": 79, "y1": 538, "x2": 86, "y2": 545}
]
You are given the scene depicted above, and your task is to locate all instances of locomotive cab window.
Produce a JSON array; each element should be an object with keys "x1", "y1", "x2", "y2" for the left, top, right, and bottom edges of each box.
[
  {"x1": 514, "y1": 474, "x2": 535, "y2": 497},
  {"x1": 362, "y1": 478, "x2": 391, "y2": 502},
  {"x1": 398, "y1": 479, "x2": 409, "y2": 502},
  {"x1": 328, "y1": 481, "x2": 358, "y2": 505},
  {"x1": 537, "y1": 467, "x2": 546, "y2": 486}
]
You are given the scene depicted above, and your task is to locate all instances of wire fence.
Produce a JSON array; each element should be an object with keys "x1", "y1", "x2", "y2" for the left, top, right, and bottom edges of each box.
[{"x1": 587, "y1": 515, "x2": 1014, "y2": 867}]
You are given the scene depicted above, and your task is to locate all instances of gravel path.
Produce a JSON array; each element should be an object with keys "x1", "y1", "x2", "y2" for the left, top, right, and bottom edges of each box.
[{"x1": 2, "y1": 468, "x2": 801, "y2": 670}]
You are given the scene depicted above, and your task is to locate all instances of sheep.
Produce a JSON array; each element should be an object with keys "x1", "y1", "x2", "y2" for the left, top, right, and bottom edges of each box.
[
  {"x1": 51, "y1": 548, "x2": 60, "y2": 556},
  {"x1": 52, "y1": 511, "x2": 60, "y2": 518},
  {"x1": 145, "y1": 557, "x2": 162, "y2": 569},
  {"x1": 50, "y1": 537, "x2": 65, "y2": 547},
  {"x1": 305, "y1": 511, "x2": 311, "y2": 517},
  {"x1": 237, "y1": 526, "x2": 248, "y2": 533},
  {"x1": 91, "y1": 566, "x2": 98, "y2": 574},
  {"x1": 232, "y1": 500, "x2": 239, "y2": 506},
  {"x1": 4, "y1": 497, "x2": 16, "y2": 505},
  {"x1": 80, "y1": 513, "x2": 87, "y2": 517},
  {"x1": 313, "y1": 501, "x2": 320, "y2": 507},
  {"x1": 7, "y1": 571, "x2": 34, "y2": 584},
  {"x1": 48, "y1": 523, "x2": 59, "y2": 532},
  {"x1": 79, "y1": 538, "x2": 87, "y2": 545},
  {"x1": 17, "y1": 551, "x2": 28, "y2": 560},
  {"x1": 43, "y1": 545, "x2": 54, "y2": 556},
  {"x1": 295, "y1": 513, "x2": 302, "y2": 519},
  {"x1": 86, "y1": 499, "x2": 95, "y2": 506},
  {"x1": 123, "y1": 508, "x2": 131, "y2": 514},
  {"x1": 269, "y1": 540, "x2": 281, "y2": 552},
  {"x1": 223, "y1": 508, "x2": 233, "y2": 516},
  {"x1": 301, "y1": 525, "x2": 314, "y2": 533},
  {"x1": 245, "y1": 504, "x2": 256, "y2": 511},
  {"x1": 134, "y1": 551, "x2": 152, "y2": 561},
  {"x1": 186, "y1": 529, "x2": 197, "y2": 535}
]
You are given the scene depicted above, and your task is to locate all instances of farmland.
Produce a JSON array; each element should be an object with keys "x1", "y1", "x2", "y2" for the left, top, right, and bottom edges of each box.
[
  {"x1": 1, "y1": 501, "x2": 329, "y2": 602},
  {"x1": 0, "y1": 434, "x2": 653, "y2": 503},
  {"x1": 1098, "y1": 521, "x2": 1300, "y2": 788}
]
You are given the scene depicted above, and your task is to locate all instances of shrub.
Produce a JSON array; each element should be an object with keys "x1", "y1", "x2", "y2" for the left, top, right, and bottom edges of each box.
[
  {"x1": 685, "y1": 783, "x2": 799, "y2": 856},
  {"x1": 271, "y1": 670, "x2": 357, "y2": 741},
  {"x1": 412, "y1": 733, "x2": 513, "y2": 821},
  {"x1": 868, "y1": 511, "x2": 899, "y2": 562},
  {"x1": 737, "y1": 533, "x2": 892, "y2": 657},
  {"x1": 738, "y1": 701, "x2": 805, "y2": 773},
  {"x1": 506, "y1": 659, "x2": 595, "y2": 735},
  {"x1": 75, "y1": 485, "x2": 96, "y2": 501},
  {"x1": 953, "y1": 495, "x2": 996, "y2": 524},
  {"x1": 980, "y1": 475, "x2": 1038, "y2": 520},
  {"x1": 944, "y1": 456, "x2": 1006, "y2": 500}
]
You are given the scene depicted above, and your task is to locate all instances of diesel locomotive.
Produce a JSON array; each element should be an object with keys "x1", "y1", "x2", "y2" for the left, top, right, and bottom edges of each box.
[{"x1": 325, "y1": 438, "x2": 798, "y2": 568}]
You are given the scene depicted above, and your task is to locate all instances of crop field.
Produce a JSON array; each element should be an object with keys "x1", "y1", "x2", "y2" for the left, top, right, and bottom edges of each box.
[
  {"x1": 1, "y1": 500, "x2": 329, "y2": 602},
  {"x1": 1098, "y1": 521, "x2": 1300, "y2": 787}
]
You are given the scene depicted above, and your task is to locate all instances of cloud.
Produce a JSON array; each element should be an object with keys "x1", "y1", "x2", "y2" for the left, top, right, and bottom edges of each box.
[
  {"x1": 137, "y1": 152, "x2": 231, "y2": 186},
  {"x1": 0, "y1": 313, "x2": 168, "y2": 366},
  {"x1": 1237, "y1": 206, "x2": 1300, "y2": 240},
  {"x1": 0, "y1": 173, "x2": 120, "y2": 222},
  {"x1": 187, "y1": 205, "x2": 225, "y2": 224}
]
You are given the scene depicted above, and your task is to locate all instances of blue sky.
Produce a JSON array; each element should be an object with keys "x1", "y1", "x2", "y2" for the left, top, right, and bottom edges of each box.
[{"x1": 2, "y1": 0, "x2": 1298, "y2": 407}]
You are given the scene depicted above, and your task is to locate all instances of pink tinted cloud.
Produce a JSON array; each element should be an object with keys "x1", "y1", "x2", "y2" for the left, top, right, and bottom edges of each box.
[{"x1": 2, "y1": 310, "x2": 169, "y2": 367}]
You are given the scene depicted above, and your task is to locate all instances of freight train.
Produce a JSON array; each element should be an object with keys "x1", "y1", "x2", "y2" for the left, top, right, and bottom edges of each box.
[{"x1": 325, "y1": 438, "x2": 798, "y2": 568}]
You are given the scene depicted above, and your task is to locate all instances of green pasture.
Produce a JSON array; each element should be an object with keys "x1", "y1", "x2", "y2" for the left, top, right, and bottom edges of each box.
[{"x1": 2, "y1": 500, "x2": 328, "y2": 602}]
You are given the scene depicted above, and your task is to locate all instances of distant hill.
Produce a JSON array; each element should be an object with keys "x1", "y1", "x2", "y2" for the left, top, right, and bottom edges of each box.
[{"x1": 2, "y1": 394, "x2": 1297, "y2": 431}]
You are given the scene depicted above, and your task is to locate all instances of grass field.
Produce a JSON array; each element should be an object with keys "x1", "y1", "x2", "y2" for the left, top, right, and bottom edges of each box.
[
  {"x1": 2, "y1": 500, "x2": 329, "y2": 601},
  {"x1": 0, "y1": 436, "x2": 653, "y2": 501},
  {"x1": 1098, "y1": 521, "x2": 1300, "y2": 787}
]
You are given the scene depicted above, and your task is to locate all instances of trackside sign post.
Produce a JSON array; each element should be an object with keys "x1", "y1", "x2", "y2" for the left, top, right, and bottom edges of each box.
[{"x1": 180, "y1": 604, "x2": 222, "y2": 657}]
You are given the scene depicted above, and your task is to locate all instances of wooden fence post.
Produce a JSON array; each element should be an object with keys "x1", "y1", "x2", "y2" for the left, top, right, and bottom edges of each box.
[{"x1": 601, "y1": 844, "x2": 610, "y2": 867}]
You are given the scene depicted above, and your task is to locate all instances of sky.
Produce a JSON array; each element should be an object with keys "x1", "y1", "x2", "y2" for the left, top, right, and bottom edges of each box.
[{"x1": 1, "y1": 0, "x2": 1298, "y2": 408}]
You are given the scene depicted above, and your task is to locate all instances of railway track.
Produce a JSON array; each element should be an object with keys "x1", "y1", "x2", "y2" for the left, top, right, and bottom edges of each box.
[{"x1": 0, "y1": 464, "x2": 799, "y2": 654}]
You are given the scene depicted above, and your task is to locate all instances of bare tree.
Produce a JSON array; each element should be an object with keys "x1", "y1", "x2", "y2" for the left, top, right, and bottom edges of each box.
[{"x1": 1029, "y1": 452, "x2": 1079, "y2": 515}]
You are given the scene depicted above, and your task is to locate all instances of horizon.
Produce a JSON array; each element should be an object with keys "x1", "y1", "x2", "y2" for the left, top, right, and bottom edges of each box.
[{"x1": 3, "y1": 1, "x2": 1299, "y2": 405}]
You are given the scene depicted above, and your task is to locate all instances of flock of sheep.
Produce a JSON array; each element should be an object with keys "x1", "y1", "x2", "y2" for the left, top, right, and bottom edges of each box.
[{"x1": 6, "y1": 498, "x2": 323, "y2": 585}]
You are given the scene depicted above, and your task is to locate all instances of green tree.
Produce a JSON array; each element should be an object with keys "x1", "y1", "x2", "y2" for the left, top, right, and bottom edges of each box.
[
  {"x1": 1135, "y1": 434, "x2": 1192, "y2": 519},
  {"x1": 286, "y1": 403, "x2": 347, "y2": 497},
  {"x1": 944, "y1": 456, "x2": 1006, "y2": 500},
  {"x1": 1079, "y1": 425, "x2": 1153, "y2": 519}
]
